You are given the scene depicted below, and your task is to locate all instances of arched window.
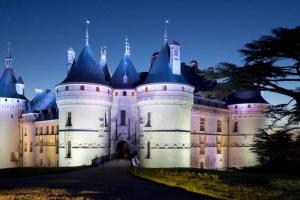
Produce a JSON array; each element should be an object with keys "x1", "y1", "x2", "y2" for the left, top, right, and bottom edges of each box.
[
  {"x1": 80, "y1": 85, "x2": 84, "y2": 91},
  {"x1": 65, "y1": 86, "x2": 69, "y2": 91},
  {"x1": 123, "y1": 91, "x2": 127, "y2": 96},
  {"x1": 181, "y1": 86, "x2": 185, "y2": 91},
  {"x1": 115, "y1": 91, "x2": 119, "y2": 96},
  {"x1": 235, "y1": 105, "x2": 238, "y2": 109},
  {"x1": 145, "y1": 87, "x2": 149, "y2": 92},
  {"x1": 248, "y1": 104, "x2": 251, "y2": 108},
  {"x1": 162, "y1": 85, "x2": 167, "y2": 91},
  {"x1": 234, "y1": 122, "x2": 238, "y2": 133},
  {"x1": 131, "y1": 91, "x2": 135, "y2": 96},
  {"x1": 96, "y1": 87, "x2": 100, "y2": 92}
]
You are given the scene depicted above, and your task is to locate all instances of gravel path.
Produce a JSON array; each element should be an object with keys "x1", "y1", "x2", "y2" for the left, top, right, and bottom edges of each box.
[{"x1": 0, "y1": 160, "x2": 215, "y2": 200}]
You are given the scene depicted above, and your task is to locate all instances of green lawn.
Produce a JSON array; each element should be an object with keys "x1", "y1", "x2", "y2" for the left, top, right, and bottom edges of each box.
[
  {"x1": 130, "y1": 168, "x2": 300, "y2": 200},
  {"x1": 0, "y1": 166, "x2": 87, "y2": 179}
]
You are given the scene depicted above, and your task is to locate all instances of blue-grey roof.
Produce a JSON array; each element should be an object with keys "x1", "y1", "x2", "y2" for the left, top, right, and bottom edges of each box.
[
  {"x1": 0, "y1": 67, "x2": 26, "y2": 99},
  {"x1": 30, "y1": 89, "x2": 57, "y2": 112},
  {"x1": 226, "y1": 91, "x2": 268, "y2": 105},
  {"x1": 181, "y1": 63, "x2": 216, "y2": 92},
  {"x1": 143, "y1": 43, "x2": 188, "y2": 84},
  {"x1": 61, "y1": 45, "x2": 107, "y2": 85},
  {"x1": 110, "y1": 55, "x2": 139, "y2": 88},
  {"x1": 17, "y1": 76, "x2": 24, "y2": 84}
]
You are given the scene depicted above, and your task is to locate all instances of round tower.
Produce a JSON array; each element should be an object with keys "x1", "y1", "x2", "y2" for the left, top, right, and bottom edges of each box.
[
  {"x1": 0, "y1": 48, "x2": 27, "y2": 169},
  {"x1": 227, "y1": 91, "x2": 268, "y2": 168},
  {"x1": 55, "y1": 22, "x2": 113, "y2": 166},
  {"x1": 137, "y1": 42, "x2": 194, "y2": 168}
]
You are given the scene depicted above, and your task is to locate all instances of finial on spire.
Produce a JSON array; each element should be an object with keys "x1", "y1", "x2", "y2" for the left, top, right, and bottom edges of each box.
[
  {"x1": 5, "y1": 42, "x2": 13, "y2": 68},
  {"x1": 164, "y1": 18, "x2": 169, "y2": 44},
  {"x1": 7, "y1": 42, "x2": 11, "y2": 56},
  {"x1": 85, "y1": 19, "x2": 90, "y2": 45},
  {"x1": 125, "y1": 36, "x2": 130, "y2": 56}
]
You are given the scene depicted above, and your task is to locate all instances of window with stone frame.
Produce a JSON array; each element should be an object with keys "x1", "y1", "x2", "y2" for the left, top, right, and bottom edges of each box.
[
  {"x1": 216, "y1": 136, "x2": 222, "y2": 154},
  {"x1": 40, "y1": 139, "x2": 43, "y2": 153},
  {"x1": 66, "y1": 141, "x2": 71, "y2": 158},
  {"x1": 217, "y1": 120, "x2": 222, "y2": 132},
  {"x1": 200, "y1": 135, "x2": 205, "y2": 155},
  {"x1": 51, "y1": 126, "x2": 54, "y2": 134},
  {"x1": 120, "y1": 110, "x2": 126, "y2": 126},
  {"x1": 30, "y1": 142, "x2": 33, "y2": 152},
  {"x1": 146, "y1": 141, "x2": 151, "y2": 158},
  {"x1": 234, "y1": 121, "x2": 238, "y2": 133},
  {"x1": 66, "y1": 112, "x2": 72, "y2": 127},
  {"x1": 145, "y1": 112, "x2": 151, "y2": 127},
  {"x1": 200, "y1": 118, "x2": 205, "y2": 132},
  {"x1": 56, "y1": 139, "x2": 59, "y2": 154}
]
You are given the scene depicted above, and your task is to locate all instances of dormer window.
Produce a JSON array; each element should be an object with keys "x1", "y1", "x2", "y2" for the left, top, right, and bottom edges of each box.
[
  {"x1": 123, "y1": 74, "x2": 128, "y2": 84},
  {"x1": 80, "y1": 85, "x2": 84, "y2": 91}
]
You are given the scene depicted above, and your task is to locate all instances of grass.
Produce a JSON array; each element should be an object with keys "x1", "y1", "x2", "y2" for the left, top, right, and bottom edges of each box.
[
  {"x1": 130, "y1": 167, "x2": 300, "y2": 200},
  {"x1": 0, "y1": 166, "x2": 88, "y2": 179}
]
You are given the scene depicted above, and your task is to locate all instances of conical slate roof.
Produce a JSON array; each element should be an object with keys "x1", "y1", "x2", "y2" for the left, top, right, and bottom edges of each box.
[
  {"x1": 61, "y1": 45, "x2": 107, "y2": 85},
  {"x1": 0, "y1": 67, "x2": 26, "y2": 99},
  {"x1": 144, "y1": 43, "x2": 187, "y2": 84},
  {"x1": 30, "y1": 89, "x2": 57, "y2": 111},
  {"x1": 17, "y1": 76, "x2": 24, "y2": 84},
  {"x1": 226, "y1": 91, "x2": 268, "y2": 105},
  {"x1": 110, "y1": 55, "x2": 139, "y2": 89}
]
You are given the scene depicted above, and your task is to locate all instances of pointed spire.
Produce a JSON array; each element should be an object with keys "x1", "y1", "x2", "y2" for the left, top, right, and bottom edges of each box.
[
  {"x1": 85, "y1": 19, "x2": 90, "y2": 46},
  {"x1": 125, "y1": 36, "x2": 130, "y2": 56},
  {"x1": 5, "y1": 42, "x2": 13, "y2": 68},
  {"x1": 164, "y1": 18, "x2": 169, "y2": 44}
]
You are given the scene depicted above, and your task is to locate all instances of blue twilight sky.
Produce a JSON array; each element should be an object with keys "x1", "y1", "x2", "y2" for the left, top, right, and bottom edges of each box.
[{"x1": 0, "y1": 0, "x2": 299, "y2": 104}]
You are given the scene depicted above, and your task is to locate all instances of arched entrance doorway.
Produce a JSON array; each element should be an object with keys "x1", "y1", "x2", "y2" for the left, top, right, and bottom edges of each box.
[{"x1": 116, "y1": 141, "x2": 130, "y2": 159}]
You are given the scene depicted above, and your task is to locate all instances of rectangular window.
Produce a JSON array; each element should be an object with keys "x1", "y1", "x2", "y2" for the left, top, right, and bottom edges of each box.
[
  {"x1": 216, "y1": 136, "x2": 222, "y2": 154},
  {"x1": 146, "y1": 141, "x2": 151, "y2": 158},
  {"x1": 46, "y1": 126, "x2": 49, "y2": 134},
  {"x1": 105, "y1": 113, "x2": 107, "y2": 127},
  {"x1": 66, "y1": 141, "x2": 71, "y2": 158},
  {"x1": 30, "y1": 142, "x2": 33, "y2": 152},
  {"x1": 51, "y1": 126, "x2": 54, "y2": 134},
  {"x1": 24, "y1": 143, "x2": 27, "y2": 152},
  {"x1": 200, "y1": 135, "x2": 205, "y2": 155},
  {"x1": 217, "y1": 120, "x2": 222, "y2": 132},
  {"x1": 146, "y1": 112, "x2": 151, "y2": 127},
  {"x1": 200, "y1": 118, "x2": 205, "y2": 132},
  {"x1": 56, "y1": 140, "x2": 59, "y2": 154},
  {"x1": 66, "y1": 112, "x2": 72, "y2": 127},
  {"x1": 121, "y1": 110, "x2": 126, "y2": 126},
  {"x1": 40, "y1": 139, "x2": 43, "y2": 153},
  {"x1": 35, "y1": 127, "x2": 38, "y2": 135},
  {"x1": 57, "y1": 125, "x2": 59, "y2": 134}
]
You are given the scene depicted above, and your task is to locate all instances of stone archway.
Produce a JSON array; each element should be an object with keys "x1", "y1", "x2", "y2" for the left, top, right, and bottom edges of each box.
[{"x1": 116, "y1": 141, "x2": 130, "y2": 159}]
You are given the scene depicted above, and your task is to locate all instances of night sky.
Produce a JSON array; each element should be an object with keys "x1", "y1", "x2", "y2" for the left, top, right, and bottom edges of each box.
[{"x1": 0, "y1": 0, "x2": 299, "y2": 103}]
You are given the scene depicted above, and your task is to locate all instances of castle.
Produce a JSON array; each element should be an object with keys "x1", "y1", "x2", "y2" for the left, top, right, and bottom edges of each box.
[{"x1": 0, "y1": 22, "x2": 268, "y2": 169}]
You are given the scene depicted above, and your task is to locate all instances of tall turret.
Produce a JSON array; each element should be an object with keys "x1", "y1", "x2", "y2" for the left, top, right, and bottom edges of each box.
[
  {"x1": 0, "y1": 44, "x2": 27, "y2": 169},
  {"x1": 55, "y1": 21, "x2": 113, "y2": 166},
  {"x1": 226, "y1": 91, "x2": 268, "y2": 168},
  {"x1": 110, "y1": 37, "x2": 139, "y2": 158},
  {"x1": 137, "y1": 42, "x2": 194, "y2": 168}
]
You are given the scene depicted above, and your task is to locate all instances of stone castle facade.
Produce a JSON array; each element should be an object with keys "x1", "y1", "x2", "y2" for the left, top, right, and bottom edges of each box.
[{"x1": 0, "y1": 24, "x2": 268, "y2": 169}]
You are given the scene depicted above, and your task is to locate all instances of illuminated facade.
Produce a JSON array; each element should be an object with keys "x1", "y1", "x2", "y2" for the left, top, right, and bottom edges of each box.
[{"x1": 0, "y1": 23, "x2": 268, "y2": 169}]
